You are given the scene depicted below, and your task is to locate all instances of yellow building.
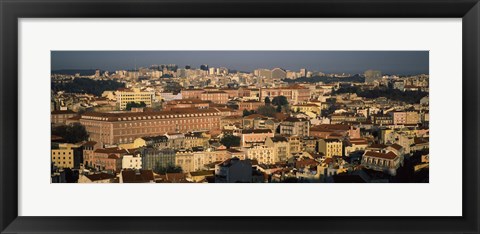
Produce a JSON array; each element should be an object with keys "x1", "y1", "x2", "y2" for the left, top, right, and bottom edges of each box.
[
  {"x1": 116, "y1": 88, "x2": 155, "y2": 110},
  {"x1": 175, "y1": 150, "x2": 194, "y2": 173},
  {"x1": 288, "y1": 136, "x2": 302, "y2": 154},
  {"x1": 246, "y1": 145, "x2": 275, "y2": 164},
  {"x1": 51, "y1": 143, "x2": 81, "y2": 169},
  {"x1": 290, "y1": 104, "x2": 320, "y2": 114},
  {"x1": 318, "y1": 139, "x2": 343, "y2": 158},
  {"x1": 184, "y1": 132, "x2": 209, "y2": 149},
  {"x1": 265, "y1": 136, "x2": 290, "y2": 162}
]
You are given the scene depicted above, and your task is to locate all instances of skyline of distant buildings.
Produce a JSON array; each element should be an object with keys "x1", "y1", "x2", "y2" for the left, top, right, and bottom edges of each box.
[{"x1": 51, "y1": 51, "x2": 429, "y2": 75}]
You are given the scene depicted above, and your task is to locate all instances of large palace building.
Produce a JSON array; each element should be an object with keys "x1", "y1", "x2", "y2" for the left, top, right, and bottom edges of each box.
[
  {"x1": 260, "y1": 85, "x2": 310, "y2": 104},
  {"x1": 79, "y1": 108, "x2": 232, "y2": 145}
]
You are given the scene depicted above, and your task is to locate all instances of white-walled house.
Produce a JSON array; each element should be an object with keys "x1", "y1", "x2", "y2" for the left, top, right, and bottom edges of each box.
[{"x1": 122, "y1": 154, "x2": 142, "y2": 170}]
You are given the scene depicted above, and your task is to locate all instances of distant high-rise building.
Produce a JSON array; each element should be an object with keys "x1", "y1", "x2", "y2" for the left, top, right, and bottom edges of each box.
[
  {"x1": 177, "y1": 68, "x2": 187, "y2": 78},
  {"x1": 364, "y1": 70, "x2": 382, "y2": 83},
  {"x1": 200, "y1": 64, "x2": 209, "y2": 71},
  {"x1": 300, "y1": 68, "x2": 307, "y2": 77},
  {"x1": 209, "y1": 67, "x2": 216, "y2": 75},
  {"x1": 271, "y1": 68, "x2": 287, "y2": 79},
  {"x1": 95, "y1": 69, "x2": 101, "y2": 78},
  {"x1": 256, "y1": 69, "x2": 272, "y2": 79}
]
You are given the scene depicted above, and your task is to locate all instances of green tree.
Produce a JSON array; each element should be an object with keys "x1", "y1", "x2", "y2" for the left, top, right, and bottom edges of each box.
[
  {"x1": 220, "y1": 135, "x2": 241, "y2": 149},
  {"x1": 264, "y1": 97, "x2": 271, "y2": 105},
  {"x1": 243, "y1": 109, "x2": 256, "y2": 117},
  {"x1": 272, "y1": 96, "x2": 289, "y2": 106},
  {"x1": 51, "y1": 78, "x2": 125, "y2": 96},
  {"x1": 155, "y1": 164, "x2": 183, "y2": 174},
  {"x1": 52, "y1": 123, "x2": 89, "y2": 143},
  {"x1": 257, "y1": 105, "x2": 276, "y2": 117},
  {"x1": 276, "y1": 105, "x2": 282, "y2": 113},
  {"x1": 126, "y1": 101, "x2": 147, "y2": 110}
]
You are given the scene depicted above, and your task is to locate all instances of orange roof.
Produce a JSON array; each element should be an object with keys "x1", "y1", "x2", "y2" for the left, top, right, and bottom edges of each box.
[
  {"x1": 364, "y1": 151, "x2": 397, "y2": 160},
  {"x1": 81, "y1": 108, "x2": 227, "y2": 122}
]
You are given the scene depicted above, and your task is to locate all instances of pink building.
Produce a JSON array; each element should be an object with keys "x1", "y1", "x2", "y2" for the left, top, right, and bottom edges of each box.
[
  {"x1": 200, "y1": 91, "x2": 229, "y2": 104},
  {"x1": 241, "y1": 129, "x2": 274, "y2": 147},
  {"x1": 310, "y1": 124, "x2": 360, "y2": 139},
  {"x1": 181, "y1": 89, "x2": 205, "y2": 99},
  {"x1": 238, "y1": 101, "x2": 264, "y2": 111},
  {"x1": 82, "y1": 141, "x2": 100, "y2": 168},
  {"x1": 92, "y1": 148, "x2": 128, "y2": 172},
  {"x1": 260, "y1": 85, "x2": 310, "y2": 104}
]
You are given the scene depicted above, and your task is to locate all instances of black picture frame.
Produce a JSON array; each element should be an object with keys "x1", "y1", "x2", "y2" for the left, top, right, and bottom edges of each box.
[{"x1": 1, "y1": 0, "x2": 479, "y2": 233}]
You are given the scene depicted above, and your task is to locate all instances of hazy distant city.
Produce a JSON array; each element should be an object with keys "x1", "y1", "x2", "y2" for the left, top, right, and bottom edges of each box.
[{"x1": 51, "y1": 51, "x2": 429, "y2": 183}]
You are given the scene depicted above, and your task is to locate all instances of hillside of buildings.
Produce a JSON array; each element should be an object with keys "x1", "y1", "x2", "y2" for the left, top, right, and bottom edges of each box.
[{"x1": 50, "y1": 66, "x2": 429, "y2": 184}]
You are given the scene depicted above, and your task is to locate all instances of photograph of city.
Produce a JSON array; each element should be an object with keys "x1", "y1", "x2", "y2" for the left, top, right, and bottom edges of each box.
[{"x1": 51, "y1": 51, "x2": 429, "y2": 183}]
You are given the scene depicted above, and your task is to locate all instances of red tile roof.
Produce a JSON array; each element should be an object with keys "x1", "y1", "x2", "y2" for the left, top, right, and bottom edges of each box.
[
  {"x1": 85, "y1": 173, "x2": 116, "y2": 182},
  {"x1": 364, "y1": 151, "x2": 398, "y2": 160},
  {"x1": 389, "y1": 144, "x2": 403, "y2": 150},
  {"x1": 122, "y1": 170, "x2": 154, "y2": 183}
]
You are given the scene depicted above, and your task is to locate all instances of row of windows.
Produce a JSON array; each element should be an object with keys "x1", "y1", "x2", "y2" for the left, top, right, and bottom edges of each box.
[
  {"x1": 363, "y1": 157, "x2": 393, "y2": 167},
  {"x1": 52, "y1": 151, "x2": 72, "y2": 155},
  {"x1": 117, "y1": 118, "x2": 218, "y2": 127},
  {"x1": 53, "y1": 161, "x2": 71, "y2": 165},
  {"x1": 52, "y1": 157, "x2": 71, "y2": 160}
]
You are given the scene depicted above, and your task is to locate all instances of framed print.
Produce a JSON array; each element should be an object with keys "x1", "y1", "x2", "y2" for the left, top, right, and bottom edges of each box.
[{"x1": 1, "y1": 0, "x2": 479, "y2": 233}]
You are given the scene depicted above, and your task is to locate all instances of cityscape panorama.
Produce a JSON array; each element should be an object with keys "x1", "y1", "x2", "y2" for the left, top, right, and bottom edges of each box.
[{"x1": 51, "y1": 51, "x2": 429, "y2": 183}]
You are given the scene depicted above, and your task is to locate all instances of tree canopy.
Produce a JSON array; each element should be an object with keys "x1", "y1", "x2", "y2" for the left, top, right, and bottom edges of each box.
[
  {"x1": 126, "y1": 101, "x2": 147, "y2": 110},
  {"x1": 272, "y1": 96, "x2": 289, "y2": 106},
  {"x1": 51, "y1": 78, "x2": 125, "y2": 96},
  {"x1": 163, "y1": 81, "x2": 182, "y2": 94},
  {"x1": 220, "y1": 135, "x2": 241, "y2": 149},
  {"x1": 154, "y1": 165, "x2": 183, "y2": 174},
  {"x1": 257, "y1": 105, "x2": 277, "y2": 117},
  {"x1": 333, "y1": 86, "x2": 428, "y2": 104},
  {"x1": 264, "y1": 97, "x2": 271, "y2": 105},
  {"x1": 51, "y1": 123, "x2": 89, "y2": 143},
  {"x1": 243, "y1": 109, "x2": 256, "y2": 117}
]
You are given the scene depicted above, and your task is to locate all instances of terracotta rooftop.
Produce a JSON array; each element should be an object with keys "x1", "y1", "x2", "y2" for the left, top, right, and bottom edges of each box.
[
  {"x1": 81, "y1": 141, "x2": 97, "y2": 147},
  {"x1": 242, "y1": 129, "x2": 273, "y2": 134},
  {"x1": 122, "y1": 170, "x2": 154, "y2": 183},
  {"x1": 81, "y1": 108, "x2": 227, "y2": 122},
  {"x1": 51, "y1": 110, "x2": 76, "y2": 115},
  {"x1": 85, "y1": 173, "x2": 116, "y2": 182},
  {"x1": 94, "y1": 148, "x2": 128, "y2": 154},
  {"x1": 364, "y1": 151, "x2": 398, "y2": 160}
]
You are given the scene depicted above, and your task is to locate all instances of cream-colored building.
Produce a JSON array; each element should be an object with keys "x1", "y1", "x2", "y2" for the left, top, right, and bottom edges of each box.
[
  {"x1": 290, "y1": 104, "x2": 321, "y2": 114},
  {"x1": 265, "y1": 136, "x2": 290, "y2": 162},
  {"x1": 175, "y1": 150, "x2": 194, "y2": 173},
  {"x1": 122, "y1": 154, "x2": 142, "y2": 170},
  {"x1": 288, "y1": 136, "x2": 302, "y2": 154},
  {"x1": 361, "y1": 150, "x2": 403, "y2": 176},
  {"x1": 246, "y1": 145, "x2": 275, "y2": 164},
  {"x1": 344, "y1": 138, "x2": 369, "y2": 156},
  {"x1": 116, "y1": 88, "x2": 155, "y2": 110},
  {"x1": 393, "y1": 111, "x2": 420, "y2": 125},
  {"x1": 318, "y1": 139, "x2": 343, "y2": 158}
]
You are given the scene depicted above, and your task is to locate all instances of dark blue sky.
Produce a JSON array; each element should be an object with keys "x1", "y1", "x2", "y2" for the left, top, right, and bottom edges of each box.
[{"x1": 51, "y1": 51, "x2": 429, "y2": 75}]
